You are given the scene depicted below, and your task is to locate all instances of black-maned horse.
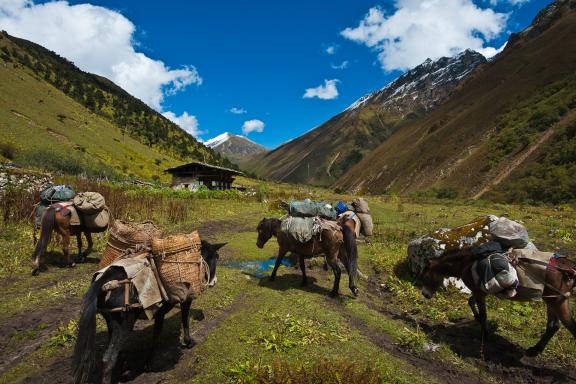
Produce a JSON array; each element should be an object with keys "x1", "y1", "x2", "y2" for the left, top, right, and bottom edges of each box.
[
  {"x1": 72, "y1": 241, "x2": 223, "y2": 384},
  {"x1": 256, "y1": 217, "x2": 359, "y2": 297}
]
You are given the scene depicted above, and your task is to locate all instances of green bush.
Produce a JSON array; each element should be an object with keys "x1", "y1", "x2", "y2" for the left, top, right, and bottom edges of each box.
[{"x1": 0, "y1": 142, "x2": 17, "y2": 160}]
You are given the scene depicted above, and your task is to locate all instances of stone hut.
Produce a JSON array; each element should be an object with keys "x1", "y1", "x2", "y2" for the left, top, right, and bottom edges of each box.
[{"x1": 165, "y1": 161, "x2": 243, "y2": 191}]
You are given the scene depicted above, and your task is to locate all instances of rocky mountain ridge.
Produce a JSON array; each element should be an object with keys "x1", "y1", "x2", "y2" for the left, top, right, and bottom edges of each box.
[{"x1": 246, "y1": 49, "x2": 487, "y2": 185}]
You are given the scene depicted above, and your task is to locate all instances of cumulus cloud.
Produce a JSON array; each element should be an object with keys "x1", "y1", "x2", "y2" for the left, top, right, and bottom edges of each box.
[
  {"x1": 303, "y1": 79, "x2": 339, "y2": 100},
  {"x1": 331, "y1": 60, "x2": 349, "y2": 70},
  {"x1": 0, "y1": 0, "x2": 201, "y2": 110},
  {"x1": 229, "y1": 107, "x2": 247, "y2": 114},
  {"x1": 341, "y1": 0, "x2": 508, "y2": 71},
  {"x1": 162, "y1": 111, "x2": 202, "y2": 137},
  {"x1": 242, "y1": 119, "x2": 265, "y2": 135}
]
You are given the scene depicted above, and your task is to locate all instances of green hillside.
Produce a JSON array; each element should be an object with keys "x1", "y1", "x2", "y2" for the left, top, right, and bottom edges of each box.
[{"x1": 0, "y1": 31, "x2": 233, "y2": 180}]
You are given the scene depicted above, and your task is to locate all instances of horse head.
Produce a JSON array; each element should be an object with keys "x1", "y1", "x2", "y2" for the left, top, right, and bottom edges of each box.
[
  {"x1": 420, "y1": 258, "x2": 444, "y2": 299},
  {"x1": 256, "y1": 218, "x2": 274, "y2": 249},
  {"x1": 201, "y1": 240, "x2": 225, "y2": 287}
]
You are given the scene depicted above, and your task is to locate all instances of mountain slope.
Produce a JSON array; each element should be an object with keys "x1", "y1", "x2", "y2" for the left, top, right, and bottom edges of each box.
[
  {"x1": 335, "y1": 0, "x2": 576, "y2": 203},
  {"x1": 246, "y1": 50, "x2": 486, "y2": 185},
  {"x1": 0, "y1": 31, "x2": 231, "y2": 179},
  {"x1": 206, "y1": 132, "x2": 267, "y2": 167}
]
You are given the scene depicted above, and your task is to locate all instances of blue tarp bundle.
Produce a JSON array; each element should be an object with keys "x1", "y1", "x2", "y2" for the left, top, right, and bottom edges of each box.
[{"x1": 288, "y1": 199, "x2": 337, "y2": 220}]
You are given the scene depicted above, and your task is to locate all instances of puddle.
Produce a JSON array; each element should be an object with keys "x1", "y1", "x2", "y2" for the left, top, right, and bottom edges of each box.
[{"x1": 224, "y1": 258, "x2": 295, "y2": 278}]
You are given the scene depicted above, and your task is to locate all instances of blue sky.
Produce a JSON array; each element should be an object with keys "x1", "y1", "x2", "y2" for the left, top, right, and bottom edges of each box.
[{"x1": 0, "y1": 0, "x2": 549, "y2": 148}]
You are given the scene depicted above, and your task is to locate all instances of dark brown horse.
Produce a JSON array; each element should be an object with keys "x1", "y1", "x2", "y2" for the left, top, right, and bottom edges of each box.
[
  {"x1": 256, "y1": 217, "x2": 359, "y2": 297},
  {"x1": 31, "y1": 206, "x2": 109, "y2": 275},
  {"x1": 420, "y1": 251, "x2": 576, "y2": 356},
  {"x1": 72, "y1": 241, "x2": 222, "y2": 384}
]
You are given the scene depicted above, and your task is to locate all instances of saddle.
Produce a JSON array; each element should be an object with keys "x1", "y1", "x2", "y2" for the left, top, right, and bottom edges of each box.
[{"x1": 52, "y1": 202, "x2": 81, "y2": 226}]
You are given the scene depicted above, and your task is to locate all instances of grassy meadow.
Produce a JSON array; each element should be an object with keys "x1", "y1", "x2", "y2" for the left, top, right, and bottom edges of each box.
[{"x1": 0, "y1": 177, "x2": 575, "y2": 383}]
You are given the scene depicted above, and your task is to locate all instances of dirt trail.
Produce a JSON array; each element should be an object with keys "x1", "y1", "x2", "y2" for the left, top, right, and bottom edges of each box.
[
  {"x1": 362, "y1": 281, "x2": 576, "y2": 384},
  {"x1": 323, "y1": 296, "x2": 482, "y2": 384},
  {"x1": 474, "y1": 109, "x2": 576, "y2": 199}
]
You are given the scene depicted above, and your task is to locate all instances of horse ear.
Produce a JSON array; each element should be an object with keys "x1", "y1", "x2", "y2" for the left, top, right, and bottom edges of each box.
[{"x1": 212, "y1": 242, "x2": 227, "y2": 251}]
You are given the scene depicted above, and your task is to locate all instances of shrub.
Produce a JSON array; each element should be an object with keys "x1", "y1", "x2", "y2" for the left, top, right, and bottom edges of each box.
[{"x1": 0, "y1": 142, "x2": 17, "y2": 160}]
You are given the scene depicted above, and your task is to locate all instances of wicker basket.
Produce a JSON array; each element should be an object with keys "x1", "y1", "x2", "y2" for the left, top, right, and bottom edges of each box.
[
  {"x1": 99, "y1": 220, "x2": 163, "y2": 268},
  {"x1": 151, "y1": 231, "x2": 207, "y2": 296}
]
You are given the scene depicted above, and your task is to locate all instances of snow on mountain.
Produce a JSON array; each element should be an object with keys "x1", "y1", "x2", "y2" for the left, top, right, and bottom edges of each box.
[
  {"x1": 205, "y1": 132, "x2": 232, "y2": 148},
  {"x1": 204, "y1": 132, "x2": 267, "y2": 167},
  {"x1": 346, "y1": 49, "x2": 486, "y2": 114}
]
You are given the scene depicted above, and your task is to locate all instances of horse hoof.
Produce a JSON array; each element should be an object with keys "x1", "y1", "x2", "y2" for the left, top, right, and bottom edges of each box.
[
  {"x1": 525, "y1": 347, "x2": 541, "y2": 357},
  {"x1": 351, "y1": 287, "x2": 359, "y2": 296},
  {"x1": 31, "y1": 268, "x2": 39, "y2": 276},
  {"x1": 329, "y1": 291, "x2": 339, "y2": 298},
  {"x1": 181, "y1": 339, "x2": 195, "y2": 349},
  {"x1": 69, "y1": 263, "x2": 76, "y2": 268},
  {"x1": 269, "y1": 276, "x2": 275, "y2": 282}
]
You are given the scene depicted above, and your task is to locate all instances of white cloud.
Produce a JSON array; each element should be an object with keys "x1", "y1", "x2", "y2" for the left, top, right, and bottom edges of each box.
[
  {"x1": 242, "y1": 119, "x2": 265, "y2": 135},
  {"x1": 477, "y1": 41, "x2": 507, "y2": 58},
  {"x1": 0, "y1": 0, "x2": 201, "y2": 110},
  {"x1": 162, "y1": 111, "x2": 202, "y2": 137},
  {"x1": 325, "y1": 45, "x2": 337, "y2": 55},
  {"x1": 303, "y1": 79, "x2": 339, "y2": 100},
  {"x1": 341, "y1": 0, "x2": 508, "y2": 71},
  {"x1": 229, "y1": 107, "x2": 247, "y2": 114},
  {"x1": 489, "y1": 0, "x2": 530, "y2": 6},
  {"x1": 331, "y1": 60, "x2": 349, "y2": 70}
]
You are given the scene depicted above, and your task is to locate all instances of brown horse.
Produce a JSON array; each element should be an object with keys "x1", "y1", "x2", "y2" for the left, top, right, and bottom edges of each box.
[
  {"x1": 419, "y1": 251, "x2": 576, "y2": 356},
  {"x1": 31, "y1": 206, "x2": 109, "y2": 275},
  {"x1": 256, "y1": 217, "x2": 359, "y2": 297}
]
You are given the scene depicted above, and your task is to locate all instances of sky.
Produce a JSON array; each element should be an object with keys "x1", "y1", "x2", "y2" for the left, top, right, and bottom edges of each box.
[{"x1": 0, "y1": 0, "x2": 550, "y2": 148}]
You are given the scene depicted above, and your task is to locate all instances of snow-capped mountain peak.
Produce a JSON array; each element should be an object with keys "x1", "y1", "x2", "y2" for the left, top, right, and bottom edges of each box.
[
  {"x1": 204, "y1": 132, "x2": 267, "y2": 166},
  {"x1": 205, "y1": 132, "x2": 232, "y2": 148}
]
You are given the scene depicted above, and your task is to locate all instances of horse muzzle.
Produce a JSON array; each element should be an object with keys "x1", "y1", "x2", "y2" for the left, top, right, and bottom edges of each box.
[
  {"x1": 208, "y1": 275, "x2": 217, "y2": 287},
  {"x1": 256, "y1": 241, "x2": 264, "y2": 249}
]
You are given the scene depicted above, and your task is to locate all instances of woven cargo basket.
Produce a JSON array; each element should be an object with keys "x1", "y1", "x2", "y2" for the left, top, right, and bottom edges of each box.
[
  {"x1": 151, "y1": 231, "x2": 208, "y2": 296},
  {"x1": 99, "y1": 220, "x2": 163, "y2": 268}
]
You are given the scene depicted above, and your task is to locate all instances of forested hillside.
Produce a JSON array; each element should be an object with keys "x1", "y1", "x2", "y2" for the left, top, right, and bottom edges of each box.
[{"x1": 0, "y1": 31, "x2": 234, "y2": 179}]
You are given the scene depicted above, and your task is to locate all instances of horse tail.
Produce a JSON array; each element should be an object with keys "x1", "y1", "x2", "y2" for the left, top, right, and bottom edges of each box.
[
  {"x1": 342, "y1": 222, "x2": 359, "y2": 293},
  {"x1": 72, "y1": 271, "x2": 109, "y2": 384},
  {"x1": 31, "y1": 207, "x2": 55, "y2": 261}
]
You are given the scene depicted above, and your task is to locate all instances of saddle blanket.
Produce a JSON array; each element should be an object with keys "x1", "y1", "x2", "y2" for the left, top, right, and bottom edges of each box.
[{"x1": 94, "y1": 253, "x2": 164, "y2": 319}]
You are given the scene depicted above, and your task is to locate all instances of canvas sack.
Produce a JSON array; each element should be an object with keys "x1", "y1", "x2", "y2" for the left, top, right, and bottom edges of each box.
[
  {"x1": 352, "y1": 198, "x2": 370, "y2": 214},
  {"x1": 74, "y1": 192, "x2": 106, "y2": 214},
  {"x1": 83, "y1": 206, "x2": 110, "y2": 230},
  {"x1": 40, "y1": 184, "x2": 76, "y2": 204},
  {"x1": 357, "y1": 212, "x2": 374, "y2": 237}
]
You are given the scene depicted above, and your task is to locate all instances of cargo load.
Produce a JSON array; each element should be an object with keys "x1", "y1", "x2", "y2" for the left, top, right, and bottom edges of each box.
[
  {"x1": 288, "y1": 199, "x2": 337, "y2": 220},
  {"x1": 99, "y1": 220, "x2": 163, "y2": 268},
  {"x1": 151, "y1": 231, "x2": 208, "y2": 302}
]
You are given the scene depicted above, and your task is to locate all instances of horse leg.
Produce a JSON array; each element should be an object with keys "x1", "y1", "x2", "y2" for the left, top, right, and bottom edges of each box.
[
  {"x1": 102, "y1": 313, "x2": 135, "y2": 384},
  {"x1": 327, "y1": 255, "x2": 341, "y2": 297},
  {"x1": 557, "y1": 298, "x2": 576, "y2": 338},
  {"x1": 270, "y1": 249, "x2": 287, "y2": 282},
  {"x1": 526, "y1": 303, "x2": 560, "y2": 356},
  {"x1": 85, "y1": 232, "x2": 93, "y2": 259},
  {"x1": 468, "y1": 296, "x2": 481, "y2": 322},
  {"x1": 62, "y1": 231, "x2": 75, "y2": 268},
  {"x1": 180, "y1": 299, "x2": 195, "y2": 348},
  {"x1": 75, "y1": 233, "x2": 83, "y2": 263},
  {"x1": 299, "y1": 255, "x2": 308, "y2": 286},
  {"x1": 145, "y1": 303, "x2": 174, "y2": 371}
]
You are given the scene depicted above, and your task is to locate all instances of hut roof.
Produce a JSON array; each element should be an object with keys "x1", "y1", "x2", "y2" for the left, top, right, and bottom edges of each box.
[{"x1": 165, "y1": 161, "x2": 243, "y2": 176}]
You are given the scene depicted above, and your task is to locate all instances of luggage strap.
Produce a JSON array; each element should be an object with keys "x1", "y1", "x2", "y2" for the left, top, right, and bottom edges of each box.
[{"x1": 99, "y1": 278, "x2": 143, "y2": 313}]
